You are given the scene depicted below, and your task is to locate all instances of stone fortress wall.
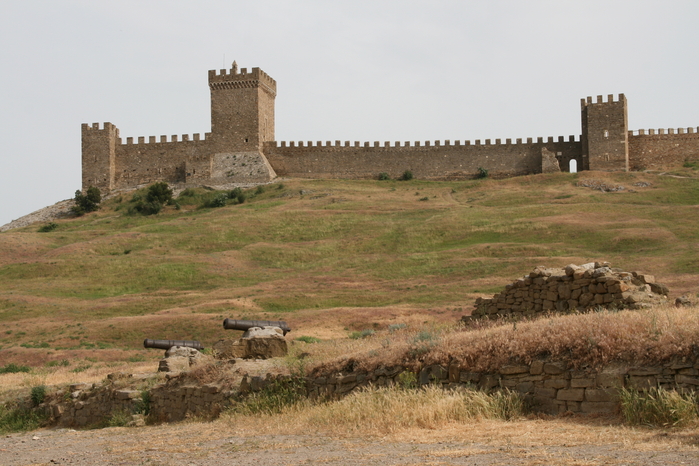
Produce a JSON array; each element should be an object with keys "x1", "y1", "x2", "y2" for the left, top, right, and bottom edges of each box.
[{"x1": 82, "y1": 63, "x2": 699, "y2": 193}]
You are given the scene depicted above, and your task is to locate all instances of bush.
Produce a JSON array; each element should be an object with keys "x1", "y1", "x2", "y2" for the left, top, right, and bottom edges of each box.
[
  {"x1": 378, "y1": 172, "x2": 390, "y2": 180},
  {"x1": 475, "y1": 167, "x2": 489, "y2": 179},
  {"x1": 295, "y1": 336, "x2": 321, "y2": 344},
  {"x1": 203, "y1": 193, "x2": 228, "y2": 208},
  {"x1": 228, "y1": 187, "x2": 247, "y2": 204},
  {"x1": 30, "y1": 385, "x2": 46, "y2": 406},
  {"x1": 130, "y1": 200, "x2": 162, "y2": 215},
  {"x1": 399, "y1": 170, "x2": 414, "y2": 181},
  {"x1": 233, "y1": 377, "x2": 306, "y2": 415},
  {"x1": 349, "y1": 329, "x2": 375, "y2": 340},
  {"x1": 0, "y1": 363, "x2": 30, "y2": 374},
  {"x1": 38, "y1": 222, "x2": 58, "y2": 233},
  {"x1": 620, "y1": 387, "x2": 698, "y2": 427},
  {"x1": 0, "y1": 404, "x2": 47, "y2": 434},
  {"x1": 146, "y1": 182, "x2": 173, "y2": 205},
  {"x1": 72, "y1": 186, "x2": 101, "y2": 216}
]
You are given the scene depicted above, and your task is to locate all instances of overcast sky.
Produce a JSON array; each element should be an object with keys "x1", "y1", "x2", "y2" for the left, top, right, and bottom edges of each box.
[{"x1": 2, "y1": 0, "x2": 699, "y2": 226}]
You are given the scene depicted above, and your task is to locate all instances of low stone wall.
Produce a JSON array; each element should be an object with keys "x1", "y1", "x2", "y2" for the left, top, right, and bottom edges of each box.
[
  {"x1": 302, "y1": 357, "x2": 699, "y2": 415},
  {"x1": 148, "y1": 379, "x2": 234, "y2": 423},
  {"x1": 32, "y1": 354, "x2": 699, "y2": 427},
  {"x1": 470, "y1": 262, "x2": 668, "y2": 319},
  {"x1": 46, "y1": 377, "x2": 148, "y2": 428}
]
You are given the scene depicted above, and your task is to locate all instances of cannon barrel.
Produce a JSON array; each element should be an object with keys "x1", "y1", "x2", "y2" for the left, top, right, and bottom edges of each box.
[
  {"x1": 143, "y1": 339, "x2": 204, "y2": 350},
  {"x1": 223, "y1": 318, "x2": 291, "y2": 335}
]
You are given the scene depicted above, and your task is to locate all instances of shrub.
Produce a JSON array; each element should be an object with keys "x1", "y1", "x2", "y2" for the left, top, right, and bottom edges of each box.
[
  {"x1": 378, "y1": 172, "x2": 390, "y2": 180},
  {"x1": 233, "y1": 377, "x2": 306, "y2": 415},
  {"x1": 228, "y1": 187, "x2": 246, "y2": 204},
  {"x1": 30, "y1": 385, "x2": 46, "y2": 406},
  {"x1": 295, "y1": 336, "x2": 321, "y2": 344},
  {"x1": 619, "y1": 387, "x2": 698, "y2": 427},
  {"x1": 399, "y1": 170, "x2": 414, "y2": 181},
  {"x1": 146, "y1": 182, "x2": 173, "y2": 205},
  {"x1": 106, "y1": 409, "x2": 133, "y2": 427},
  {"x1": 45, "y1": 359, "x2": 70, "y2": 368},
  {"x1": 255, "y1": 185, "x2": 265, "y2": 195},
  {"x1": 349, "y1": 329, "x2": 375, "y2": 340},
  {"x1": 397, "y1": 371, "x2": 417, "y2": 389},
  {"x1": 0, "y1": 363, "x2": 30, "y2": 374},
  {"x1": 130, "y1": 200, "x2": 162, "y2": 216},
  {"x1": 475, "y1": 167, "x2": 489, "y2": 179},
  {"x1": 388, "y1": 323, "x2": 407, "y2": 333},
  {"x1": 38, "y1": 222, "x2": 58, "y2": 233},
  {"x1": 204, "y1": 193, "x2": 228, "y2": 208},
  {"x1": 0, "y1": 404, "x2": 47, "y2": 434},
  {"x1": 72, "y1": 186, "x2": 101, "y2": 216}
]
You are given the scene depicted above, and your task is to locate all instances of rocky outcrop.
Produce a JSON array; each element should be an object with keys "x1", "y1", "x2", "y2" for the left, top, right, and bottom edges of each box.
[{"x1": 469, "y1": 262, "x2": 669, "y2": 320}]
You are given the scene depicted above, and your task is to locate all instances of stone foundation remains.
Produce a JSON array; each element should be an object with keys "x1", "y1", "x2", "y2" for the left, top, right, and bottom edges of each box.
[{"x1": 469, "y1": 262, "x2": 669, "y2": 320}]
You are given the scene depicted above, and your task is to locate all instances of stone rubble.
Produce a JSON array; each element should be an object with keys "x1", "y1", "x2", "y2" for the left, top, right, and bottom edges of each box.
[
  {"x1": 212, "y1": 326, "x2": 288, "y2": 359},
  {"x1": 470, "y1": 262, "x2": 669, "y2": 319}
]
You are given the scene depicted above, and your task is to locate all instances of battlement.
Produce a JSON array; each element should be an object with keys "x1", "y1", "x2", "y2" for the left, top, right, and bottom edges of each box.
[
  {"x1": 629, "y1": 127, "x2": 699, "y2": 136},
  {"x1": 269, "y1": 135, "x2": 580, "y2": 149},
  {"x1": 82, "y1": 122, "x2": 118, "y2": 135},
  {"x1": 208, "y1": 64, "x2": 276, "y2": 96},
  {"x1": 580, "y1": 93, "x2": 626, "y2": 108},
  {"x1": 119, "y1": 132, "x2": 212, "y2": 145}
]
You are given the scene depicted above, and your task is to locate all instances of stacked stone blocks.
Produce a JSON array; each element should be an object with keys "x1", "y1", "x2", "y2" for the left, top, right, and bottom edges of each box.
[{"x1": 471, "y1": 262, "x2": 668, "y2": 319}]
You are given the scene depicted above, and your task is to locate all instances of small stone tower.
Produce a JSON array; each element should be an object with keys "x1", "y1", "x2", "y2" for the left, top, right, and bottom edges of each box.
[
  {"x1": 208, "y1": 62, "x2": 276, "y2": 151},
  {"x1": 581, "y1": 94, "x2": 629, "y2": 171}
]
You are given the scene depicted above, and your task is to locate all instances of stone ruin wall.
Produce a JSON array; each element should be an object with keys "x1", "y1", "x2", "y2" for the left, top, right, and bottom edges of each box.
[
  {"x1": 470, "y1": 262, "x2": 668, "y2": 320},
  {"x1": 37, "y1": 355, "x2": 699, "y2": 428},
  {"x1": 298, "y1": 357, "x2": 699, "y2": 416},
  {"x1": 262, "y1": 137, "x2": 582, "y2": 180},
  {"x1": 628, "y1": 127, "x2": 699, "y2": 171}
]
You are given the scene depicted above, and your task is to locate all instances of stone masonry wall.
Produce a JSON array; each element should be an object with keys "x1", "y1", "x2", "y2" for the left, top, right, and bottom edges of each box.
[
  {"x1": 628, "y1": 128, "x2": 699, "y2": 171},
  {"x1": 36, "y1": 355, "x2": 699, "y2": 426},
  {"x1": 263, "y1": 138, "x2": 582, "y2": 180},
  {"x1": 470, "y1": 262, "x2": 668, "y2": 320},
  {"x1": 299, "y1": 357, "x2": 699, "y2": 415}
]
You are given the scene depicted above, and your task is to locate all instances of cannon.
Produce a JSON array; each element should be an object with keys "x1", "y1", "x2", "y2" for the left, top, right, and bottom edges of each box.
[
  {"x1": 143, "y1": 339, "x2": 204, "y2": 351},
  {"x1": 222, "y1": 318, "x2": 291, "y2": 335}
]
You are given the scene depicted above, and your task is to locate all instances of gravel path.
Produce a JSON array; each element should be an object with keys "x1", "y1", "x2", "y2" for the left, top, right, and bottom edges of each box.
[{"x1": 2, "y1": 423, "x2": 698, "y2": 466}]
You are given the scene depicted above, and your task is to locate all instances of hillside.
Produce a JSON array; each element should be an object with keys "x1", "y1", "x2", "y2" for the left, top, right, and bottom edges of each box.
[{"x1": 0, "y1": 171, "x2": 698, "y2": 375}]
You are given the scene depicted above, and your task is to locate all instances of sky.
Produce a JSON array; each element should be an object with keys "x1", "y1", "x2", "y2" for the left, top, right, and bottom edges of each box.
[{"x1": 2, "y1": 0, "x2": 699, "y2": 226}]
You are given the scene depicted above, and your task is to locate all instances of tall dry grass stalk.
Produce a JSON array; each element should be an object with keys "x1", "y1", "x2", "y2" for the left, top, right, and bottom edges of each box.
[
  {"x1": 312, "y1": 304, "x2": 699, "y2": 374},
  {"x1": 620, "y1": 387, "x2": 699, "y2": 427},
  {"x1": 225, "y1": 385, "x2": 526, "y2": 435}
]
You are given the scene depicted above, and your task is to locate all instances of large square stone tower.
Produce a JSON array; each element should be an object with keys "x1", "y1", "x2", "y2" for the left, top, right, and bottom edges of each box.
[{"x1": 581, "y1": 94, "x2": 629, "y2": 171}]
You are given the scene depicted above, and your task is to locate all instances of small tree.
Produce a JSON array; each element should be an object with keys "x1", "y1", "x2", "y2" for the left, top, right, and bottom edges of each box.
[
  {"x1": 399, "y1": 170, "x2": 414, "y2": 181},
  {"x1": 72, "y1": 186, "x2": 101, "y2": 216}
]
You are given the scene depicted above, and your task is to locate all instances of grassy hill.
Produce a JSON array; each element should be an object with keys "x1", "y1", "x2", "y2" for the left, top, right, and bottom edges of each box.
[{"x1": 1, "y1": 170, "x2": 698, "y2": 373}]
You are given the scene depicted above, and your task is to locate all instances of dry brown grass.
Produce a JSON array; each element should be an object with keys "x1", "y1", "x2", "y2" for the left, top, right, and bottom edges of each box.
[
  {"x1": 225, "y1": 385, "x2": 525, "y2": 435},
  {"x1": 311, "y1": 304, "x2": 699, "y2": 375},
  {"x1": 0, "y1": 360, "x2": 155, "y2": 402}
]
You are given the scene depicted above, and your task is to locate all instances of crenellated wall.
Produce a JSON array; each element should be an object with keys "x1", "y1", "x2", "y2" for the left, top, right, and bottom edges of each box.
[
  {"x1": 82, "y1": 63, "x2": 699, "y2": 194},
  {"x1": 263, "y1": 136, "x2": 582, "y2": 180},
  {"x1": 628, "y1": 127, "x2": 699, "y2": 170}
]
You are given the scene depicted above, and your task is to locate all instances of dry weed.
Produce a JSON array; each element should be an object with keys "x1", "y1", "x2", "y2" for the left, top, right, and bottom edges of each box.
[
  {"x1": 311, "y1": 304, "x2": 699, "y2": 374},
  {"x1": 225, "y1": 385, "x2": 525, "y2": 435}
]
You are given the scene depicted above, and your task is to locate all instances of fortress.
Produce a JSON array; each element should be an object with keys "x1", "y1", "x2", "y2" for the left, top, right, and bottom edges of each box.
[{"x1": 82, "y1": 63, "x2": 699, "y2": 192}]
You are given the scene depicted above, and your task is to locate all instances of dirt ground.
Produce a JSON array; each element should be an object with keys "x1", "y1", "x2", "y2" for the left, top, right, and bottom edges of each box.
[{"x1": 2, "y1": 417, "x2": 699, "y2": 466}]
